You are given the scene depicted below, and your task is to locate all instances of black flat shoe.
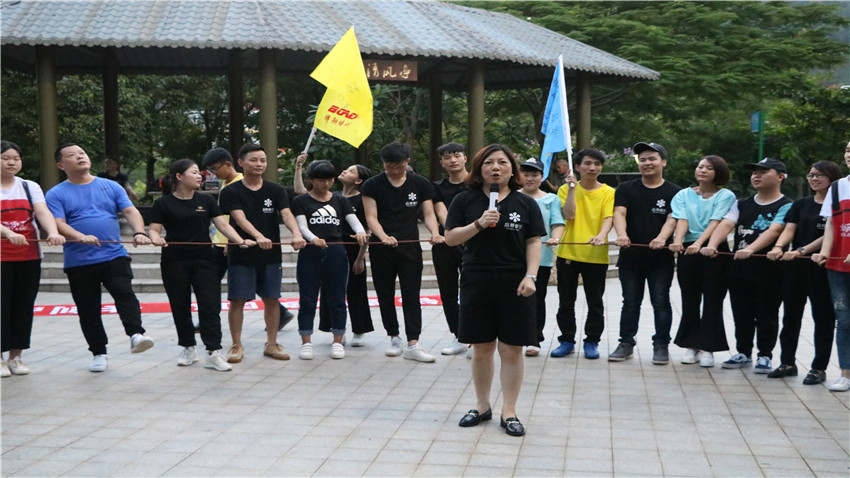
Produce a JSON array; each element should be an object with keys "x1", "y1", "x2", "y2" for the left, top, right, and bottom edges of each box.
[
  {"x1": 500, "y1": 416, "x2": 526, "y2": 436},
  {"x1": 803, "y1": 369, "x2": 826, "y2": 385},
  {"x1": 767, "y1": 364, "x2": 798, "y2": 378},
  {"x1": 459, "y1": 408, "x2": 492, "y2": 427}
]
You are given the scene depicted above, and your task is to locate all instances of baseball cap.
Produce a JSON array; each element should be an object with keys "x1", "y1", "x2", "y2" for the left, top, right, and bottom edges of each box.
[
  {"x1": 633, "y1": 142, "x2": 668, "y2": 160},
  {"x1": 745, "y1": 157, "x2": 787, "y2": 174},
  {"x1": 519, "y1": 158, "x2": 544, "y2": 172}
]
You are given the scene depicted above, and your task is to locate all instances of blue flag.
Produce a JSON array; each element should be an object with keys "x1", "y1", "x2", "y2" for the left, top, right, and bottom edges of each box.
[{"x1": 540, "y1": 55, "x2": 572, "y2": 178}]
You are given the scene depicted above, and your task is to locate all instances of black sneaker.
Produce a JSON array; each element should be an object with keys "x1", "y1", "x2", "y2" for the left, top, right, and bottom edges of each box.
[
  {"x1": 608, "y1": 343, "x2": 634, "y2": 362},
  {"x1": 767, "y1": 364, "x2": 798, "y2": 378},
  {"x1": 802, "y1": 369, "x2": 826, "y2": 385},
  {"x1": 652, "y1": 346, "x2": 669, "y2": 365},
  {"x1": 278, "y1": 305, "x2": 295, "y2": 331}
]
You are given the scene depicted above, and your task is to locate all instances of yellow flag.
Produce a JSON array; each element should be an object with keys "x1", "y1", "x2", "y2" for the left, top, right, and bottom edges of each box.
[{"x1": 310, "y1": 27, "x2": 373, "y2": 148}]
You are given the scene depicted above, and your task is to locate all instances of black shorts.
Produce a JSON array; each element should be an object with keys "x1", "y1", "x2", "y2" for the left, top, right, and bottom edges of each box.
[{"x1": 458, "y1": 268, "x2": 536, "y2": 346}]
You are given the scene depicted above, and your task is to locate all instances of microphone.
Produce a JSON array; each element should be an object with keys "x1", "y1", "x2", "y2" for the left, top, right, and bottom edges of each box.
[{"x1": 488, "y1": 184, "x2": 499, "y2": 227}]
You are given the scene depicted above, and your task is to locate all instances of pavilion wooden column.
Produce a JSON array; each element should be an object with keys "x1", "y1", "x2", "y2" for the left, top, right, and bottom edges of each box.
[
  {"x1": 428, "y1": 72, "x2": 442, "y2": 180},
  {"x1": 576, "y1": 72, "x2": 591, "y2": 150},
  {"x1": 467, "y1": 61, "x2": 484, "y2": 156},
  {"x1": 103, "y1": 50, "x2": 120, "y2": 160},
  {"x1": 228, "y1": 52, "x2": 245, "y2": 157},
  {"x1": 36, "y1": 46, "x2": 59, "y2": 187},
  {"x1": 258, "y1": 48, "x2": 278, "y2": 182}
]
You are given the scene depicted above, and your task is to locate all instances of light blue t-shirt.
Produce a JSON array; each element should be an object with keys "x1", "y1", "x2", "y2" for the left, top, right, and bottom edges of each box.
[
  {"x1": 46, "y1": 177, "x2": 133, "y2": 268},
  {"x1": 670, "y1": 187, "x2": 736, "y2": 243},
  {"x1": 533, "y1": 193, "x2": 566, "y2": 267}
]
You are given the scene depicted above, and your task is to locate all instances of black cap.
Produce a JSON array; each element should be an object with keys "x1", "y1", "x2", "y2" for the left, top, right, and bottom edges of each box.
[
  {"x1": 745, "y1": 157, "x2": 787, "y2": 174},
  {"x1": 633, "y1": 142, "x2": 668, "y2": 160},
  {"x1": 519, "y1": 158, "x2": 544, "y2": 172},
  {"x1": 202, "y1": 147, "x2": 233, "y2": 168}
]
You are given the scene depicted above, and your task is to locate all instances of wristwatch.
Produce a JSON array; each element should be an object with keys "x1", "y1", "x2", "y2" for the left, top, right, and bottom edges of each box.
[
  {"x1": 797, "y1": 247, "x2": 807, "y2": 255},
  {"x1": 525, "y1": 274, "x2": 536, "y2": 281}
]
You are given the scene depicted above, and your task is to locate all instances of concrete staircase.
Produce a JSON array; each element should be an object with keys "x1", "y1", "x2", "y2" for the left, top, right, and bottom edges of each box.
[{"x1": 38, "y1": 224, "x2": 619, "y2": 293}]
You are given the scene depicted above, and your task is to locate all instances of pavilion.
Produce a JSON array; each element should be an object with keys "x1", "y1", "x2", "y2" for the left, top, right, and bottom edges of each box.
[{"x1": 0, "y1": 0, "x2": 659, "y2": 185}]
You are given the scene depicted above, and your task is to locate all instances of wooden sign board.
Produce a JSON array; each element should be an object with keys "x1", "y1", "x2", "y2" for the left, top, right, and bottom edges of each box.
[{"x1": 364, "y1": 60, "x2": 417, "y2": 82}]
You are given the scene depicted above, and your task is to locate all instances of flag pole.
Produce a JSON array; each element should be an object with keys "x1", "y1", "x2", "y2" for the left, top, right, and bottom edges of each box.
[{"x1": 303, "y1": 127, "x2": 318, "y2": 154}]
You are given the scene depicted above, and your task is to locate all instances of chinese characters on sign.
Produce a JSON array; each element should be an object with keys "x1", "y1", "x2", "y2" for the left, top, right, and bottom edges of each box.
[{"x1": 364, "y1": 60, "x2": 418, "y2": 82}]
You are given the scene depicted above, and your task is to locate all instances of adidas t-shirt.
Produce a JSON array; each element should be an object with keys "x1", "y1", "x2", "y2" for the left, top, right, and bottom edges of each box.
[
  {"x1": 291, "y1": 192, "x2": 354, "y2": 242},
  {"x1": 361, "y1": 172, "x2": 434, "y2": 241}
]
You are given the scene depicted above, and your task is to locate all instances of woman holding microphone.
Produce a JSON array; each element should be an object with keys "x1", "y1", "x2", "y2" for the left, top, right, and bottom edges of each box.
[{"x1": 445, "y1": 144, "x2": 545, "y2": 437}]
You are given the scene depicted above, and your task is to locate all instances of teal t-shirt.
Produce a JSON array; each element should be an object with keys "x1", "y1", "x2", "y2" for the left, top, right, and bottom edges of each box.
[{"x1": 671, "y1": 187, "x2": 736, "y2": 243}]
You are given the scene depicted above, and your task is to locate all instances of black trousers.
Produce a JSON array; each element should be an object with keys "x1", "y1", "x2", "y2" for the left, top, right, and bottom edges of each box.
[
  {"x1": 673, "y1": 243, "x2": 731, "y2": 352},
  {"x1": 555, "y1": 258, "x2": 608, "y2": 344},
  {"x1": 778, "y1": 259, "x2": 834, "y2": 370},
  {"x1": 65, "y1": 257, "x2": 145, "y2": 356},
  {"x1": 369, "y1": 243, "x2": 423, "y2": 341},
  {"x1": 727, "y1": 258, "x2": 782, "y2": 359},
  {"x1": 162, "y1": 258, "x2": 223, "y2": 351},
  {"x1": 319, "y1": 242, "x2": 374, "y2": 335},
  {"x1": 1, "y1": 259, "x2": 41, "y2": 352},
  {"x1": 533, "y1": 266, "x2": 552, "y2": 345},
  {"x1": 431, "y1": 242, "x2": 463, "y2": 336}
]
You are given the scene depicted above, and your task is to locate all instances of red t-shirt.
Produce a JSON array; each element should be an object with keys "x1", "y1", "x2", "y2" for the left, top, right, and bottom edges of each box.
[
  {"x1": 821, "y1": 176, "x2": 850, "y2": 273},
  {"x1": 1, "y1": 177, "x2": 43, "y2": 261}
]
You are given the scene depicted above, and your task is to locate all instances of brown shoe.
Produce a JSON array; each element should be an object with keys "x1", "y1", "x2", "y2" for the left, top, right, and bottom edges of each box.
[
  {"x1": 263, "y1": 343, "x2": 290, "y2": 361},
  {"x1": 226, "y1": 344, "x2": 244, "y2": 363}
]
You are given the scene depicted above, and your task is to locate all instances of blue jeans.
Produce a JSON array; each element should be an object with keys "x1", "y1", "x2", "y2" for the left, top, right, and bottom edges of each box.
[
  {"x1": 617, "y1": 264, "x2": 674, "y2": 347},
  {"x1": 297, "y1": 244, "x2": 348, "y2": 337},
  {"x1": 827, "y1": 269, "x2": 850, "y2": 370}
]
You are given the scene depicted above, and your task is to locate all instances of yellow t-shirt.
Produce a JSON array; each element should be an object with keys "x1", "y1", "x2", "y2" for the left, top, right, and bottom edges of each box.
[
  {"x1": 213, "y1": 173, "x2": 243, "y2": 247},
  {"x1": 555, "y1": 182, "x2": 615, "y2": 264}
]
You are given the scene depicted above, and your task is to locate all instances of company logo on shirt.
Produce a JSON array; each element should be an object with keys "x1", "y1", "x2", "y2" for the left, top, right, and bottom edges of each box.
[
  {"x1": 652, "y1": 199, "x2": 667, "y2": 214},
  {"x1": 840, "y1": 223, "x2": 850, "y2": 237},
  {"x1": 263, "y1": 198, "x2": 274, "y2": 214},
  {"x1": 406, "y1": 192, "x2": 418, "y2": 208},
  {"x1": 309, "y1": 205, "x2": 340, "y2": 226},
  {"x1": 504, "y1": 211, "x2": 524, "y2": 232}
]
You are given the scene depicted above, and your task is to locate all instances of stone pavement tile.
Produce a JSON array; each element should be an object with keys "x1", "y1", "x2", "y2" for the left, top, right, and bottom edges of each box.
[
  {"x1": 374, "y1": 447, "x2": 426, "y2": 465},
  {"x1": 427, "y1": 438, "x2": 477, "y2": 454},
  {"x1": 658, "y1": 450, "x2": 711, "y2": 475},
  {"x1": 806, "y1": 458, "x2": 850, "y2": 474},
  {"x1": 656, "y1": 431, "x2": 709, "y2": 453},
  {"x1": 564, "y1": 455, "x2": 613, "y2": 474},
  {"x1": 87, "y1": 447, "x2": 145, "y2": 464},
  {"x1": 612, "y1": 449, "x2": 662, "y2": 475},
  {"x1": 514, "y1": 468, "x2": 565, "y2": 477},
  {"x1": 328, "y1": 446, "x2": 381, "y2": 463},
  {"x1": 756, "y1": 455, "x2": 814, "y2": 472},
  {"x1": 283, "y1": 442, "x2": 334, "y2": 460},
  {"x1": 161, "y1": 464, "x2": 220, "y2": 477},
  {"x1": 63, "y1": 459, "x2": 127, "y2": 477},
  {"x1": 747, "y1": 443, "x2": 800, "y2": 457},
  {"x1": 365, "y1": 461, "x2": 419, "y2": 476},
  {"x1": 467, "y1": 451, "x2": 520, "y2": 469},
  {"x1": 421, "y1": 450, "x2": 471, "y2": 466},
  {"x1": 339, "y1": 435, "x2": 389, "y2": 451},
  {"x1": 269, "y1": 456, "x2": 325, "y2": 477},
  {"x1": 707, "y1": 452, "x2": 763, "y2": 476},
  {"x1": 413, "y1": 463, "x2": 466, "y2": 476},
  {"x1": 462, "y1": 465, "x2": 515, "y2": 476},
  {"x1": 119, "y1": 460, "x2": 185, "y2": 477},
  {"x1": 9, "y1": 458, "x2": 77, "y2": 477},
  {"x1": 516, "y1": 452, "x2": 564, "y2": 470},
  {"x1": 313, "y1": 458, "x2": 371, "y2": 477}
]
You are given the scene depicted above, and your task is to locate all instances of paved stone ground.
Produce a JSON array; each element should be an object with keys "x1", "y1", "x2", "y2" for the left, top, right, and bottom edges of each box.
[{"x1": 2, "y1": 280, "x2": 848, "y2": 477}]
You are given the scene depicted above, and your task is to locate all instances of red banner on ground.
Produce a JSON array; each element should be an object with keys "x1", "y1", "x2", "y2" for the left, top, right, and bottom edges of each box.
[{"x1": 33, "y1": 296, "x2": 444, "y2": 317}]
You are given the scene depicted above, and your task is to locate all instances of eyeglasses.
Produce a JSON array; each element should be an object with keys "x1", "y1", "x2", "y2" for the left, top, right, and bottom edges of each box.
[
  {"x1": 207, "y1": 164, "x2": 222, "y2": 173},
  {"x1": 806, "y1": 173, "x2": 825, "y2": 179}
]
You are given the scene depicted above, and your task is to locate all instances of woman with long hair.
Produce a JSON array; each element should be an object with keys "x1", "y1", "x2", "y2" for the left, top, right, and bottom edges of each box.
[
  {"x1": 148, "y1": 159, "x2": 253, "y2": 371},
  {"x1": 0, "y1": 141, "x2": 65, "y2": 377},
  {"x1": 669, "y1": 155, "x2": 736, "y2": 367},
  {"x1": 766, "y1": 160, "x2": 842, "y2": 384},
  {"x1": 446, "y1": 144, "x2": 545, "y2": 437}
]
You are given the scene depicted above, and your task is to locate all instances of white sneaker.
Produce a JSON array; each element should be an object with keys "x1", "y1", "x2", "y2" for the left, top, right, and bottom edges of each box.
[
  {"x1": 1, "y1": 361, "x2": 10, "y2": 378},
  {"x1": 300, "y1": 343, "x2": 314, "y2": 360},
  {"x1": 441, "y1": 338, "x2": 467, "y2": 355},
  {"x1": 176, "y1": 346, "x2": 198, "y2": 366},
  {"x1": 827, "y1": 377, "x2": 850, "y2": 392},
  {"x1": 205, "y1": 350, "x2": 232, "y2": 371},
  {"x1": 7, "y1": 357, "x2": 30, "y2": 375},
  {"x1": 89, "y1": 355, "x2": 108, "y2": 373},
  {"x1": 331, "y1": 343, "x2": 345, "y2": 359},
  {"x1": 699, "y1": 351, "x2": 715, "y2": 368},
  {"x1": 402, "y1": 343, "x2": 436, "y2": 363},
  {"x1": 681, "y1": 348, "x2": 698, "y2": 364},
  {"x1": 350, "y1": 334, "x2": 366, "y2": 347},
  {"x1": 130, "y1": 333, "x2": 154, "y2": 353},
  {"x1": 385, "y1": 336, "x2": 404, "y2": 357}
]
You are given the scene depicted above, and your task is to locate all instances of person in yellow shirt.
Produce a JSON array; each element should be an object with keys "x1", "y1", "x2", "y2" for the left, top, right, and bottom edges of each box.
[{"x1": 550, "y1": 149, "x2": 615, "y2": 359}]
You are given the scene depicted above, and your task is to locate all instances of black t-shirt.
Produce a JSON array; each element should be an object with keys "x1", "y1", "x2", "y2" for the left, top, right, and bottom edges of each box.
[
  {"x1": 732, "y1": 195, "x2": 793, "y2": 254},
  {"x1": 614, "y1": 178, "x2": 681, "y2": 268},
  {"x1": 361, "y1": 172, "x2": 435, "y2": 241},
  {"x1": 433, "y1": 178, "x2": 467, "y2": 234},
  {"x1": 784, "y1": 196, "x2": 826, "y2": 250},
  {"x1": 291, "y1": 192, "x2": 354, "y2": 242},
  {"x1": 148, "y1": 193, "x2": 221, "y2": 262},
  {"x1": 219, "y1": 180, "x2": 289, "y2": 265},
  {"x1": 340, "y1": 193, "x2": 366, "y2": 243},
  {"x1": 97, "y1": 171, "x2": 129, "y2": 188},
  {"x1": 446, "y1": 189, "x2": 546, "y2": 270}
]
